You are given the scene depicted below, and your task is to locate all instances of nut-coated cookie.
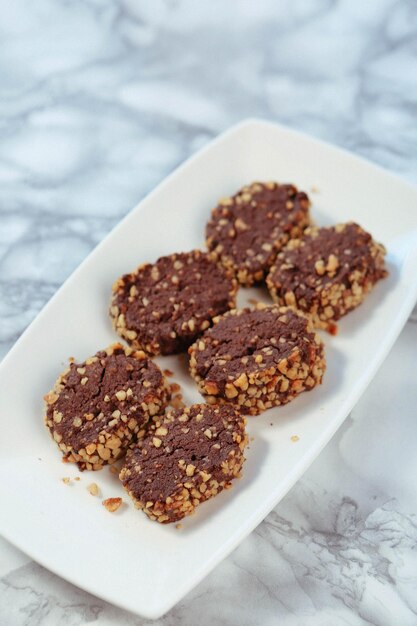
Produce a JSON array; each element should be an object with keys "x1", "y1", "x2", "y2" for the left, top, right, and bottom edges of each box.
[
  {"x1": 266, "y1": 222, "x2": 388, "y2": 333},
  {"x1": 110, "y1": 250, "x2": 237, "y2": 355},
  {"x1": 119, "y1": 403, "x2": 247, "y2": 523},
  {"x1": 189, "y1": 304, "x2": 325, "y2": 415},
  {"x1": 205, "y1": 182, "x2": 310, "y2": 285},
  {"x1": 44, "y1": 343, "x2": 170, "y2": 470}
]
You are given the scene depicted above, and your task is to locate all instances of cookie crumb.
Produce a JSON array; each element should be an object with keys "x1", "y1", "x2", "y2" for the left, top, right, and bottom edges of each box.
[
  {"x1": 61, "y1": 477, "x2": 70, "y2": 484},
  {"x1": 248, "y1": 298, "x2": 259, "y2": 306},
  {"x1": 176, "y1": 523, "x2": 183, "y2": 530},
  {"x1": 171, "y1": 394, "x2": 185, "y2": 409},
  {"x1": 87, "y1": 483, "x2": 99, "y2": 496},
  {"x1": 170, "y1": 382, "x2": 181, "y2": 393},
  {"x1": 74, "y1": 476, "x2": 80, "y2": 481},
  {"x1": 103, "y1": 497, "x2": 123, "y2": 512},
  {"x1": 109, "y1": 465, "x2": 119, "y2": 475},
  {"x1": 164, "y1": 369, "x2": 174, "y2": 377},
  {"x1": 291, "y1": 435, "x2": 300, "y2": 442},
  {"x1": 311, "y1": 186, "x2": 319, "y2": 193}
]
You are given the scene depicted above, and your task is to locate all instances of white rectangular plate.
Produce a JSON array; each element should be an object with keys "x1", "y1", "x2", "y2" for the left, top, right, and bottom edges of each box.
[{"x1": 1, "y1": 119, "x2": 417, "y2": 620}]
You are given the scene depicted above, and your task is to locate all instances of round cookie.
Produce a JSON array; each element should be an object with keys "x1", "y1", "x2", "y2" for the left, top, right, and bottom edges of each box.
[
  {"x1": 266, "y1": 222, "x2": 388, "y2": 333},
  {"x1": 44, "y1": 343, "x2": 170, "y2": 470},
  {"x1": 119, "y1": 403, "x2": 247, "y2": 523},
  {"x1": 110, "y1": 250, "x2": 238, "y2": 356},
  {"x1": 189, "y1": 304, "x2": 325, "y2": 415},
  {"x1": 205, "y1": 181, "x2": 310, "y2": 286}
]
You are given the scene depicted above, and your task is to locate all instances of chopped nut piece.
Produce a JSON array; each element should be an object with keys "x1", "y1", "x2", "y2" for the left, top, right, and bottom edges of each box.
[
  {"x1": 326, "y1": 253, "x2": 339, "y2": 273},
  {"x1": 200, "y1": 471, "x2": 211, "y2": 483},
  {"x1": 53, "y1": 411, "x2": 63, "y2": 424},
  {"x1": 44, "y1": 391, "x2": 58, "y2": 405},
  {"x1": 87, "y1": 483, "x2": 99, "y2": 496},
  {"x1": 234, "y1": 372, "x2": 249, "y2": 390},
  {"x1": 171, "y1": 395, "x2": 185, "y2": 409},
  {"x1": 186, "y1": 464, "x2": 196, "y2": 476},
  {"x1": 204, "y1": 381, "x2": 219, "y2": 395},
  {"x1": 225, "y1": 383, "x2": 238, "y2": 398},
  {"x1": 102, "y1": 497, "x2": 123, "y2": 512}
]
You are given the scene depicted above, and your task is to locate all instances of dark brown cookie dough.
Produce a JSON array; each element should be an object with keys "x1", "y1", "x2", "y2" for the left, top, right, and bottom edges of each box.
[
  {"x1": 266, "y1": 223, "x2": 388, "y2": 333},
  {"x1": 119, "y1": 403, "x2": 247, "y2": 523},
  {"x1": 44, "y1": 343, "x2": 170, "y2": 470},
  {"x1": 205, "y1": 182, "x2": 310, "y2": 286},
  {"x1": 110, "y1": 250, "x2": 238, "y2": 356},
  {"x1": 189, "y1": 304, "x2": 325, "y2": 415}
]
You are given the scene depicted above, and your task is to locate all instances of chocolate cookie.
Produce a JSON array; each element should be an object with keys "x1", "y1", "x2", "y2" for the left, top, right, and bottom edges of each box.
[
  {"x1": 119, "y1": 403, "x2": 247, "y2": 523},
  {"x1": 205, "y1": 182, "x2": 310, "y2": 285},
  {"x1": 189, "y1": 304, "x2": 325, "y2": 415},
  {"x1": 266, "y1": 223, "x2": 388, "y2": 333},
  {"x1": 110, "y1": 250, "x2": 238, "y2": 356},
  {"x1": 44, "y1": 343, "x2": 170, "y2": 470}
]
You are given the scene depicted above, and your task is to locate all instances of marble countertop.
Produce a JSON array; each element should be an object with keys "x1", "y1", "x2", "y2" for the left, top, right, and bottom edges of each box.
[{"x1": 1, "y1": 1, "x2": 417, "y2": 624}]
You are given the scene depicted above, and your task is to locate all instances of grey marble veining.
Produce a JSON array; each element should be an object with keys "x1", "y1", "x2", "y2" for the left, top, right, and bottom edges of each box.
[{"x1": 1, "y1": 1, "x2": 417, "y2": 624}]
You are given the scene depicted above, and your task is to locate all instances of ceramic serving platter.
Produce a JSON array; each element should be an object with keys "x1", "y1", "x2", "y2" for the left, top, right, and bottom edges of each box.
[{"x1": 1, "y1": 119, "x2": 416, "y2": 619}]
